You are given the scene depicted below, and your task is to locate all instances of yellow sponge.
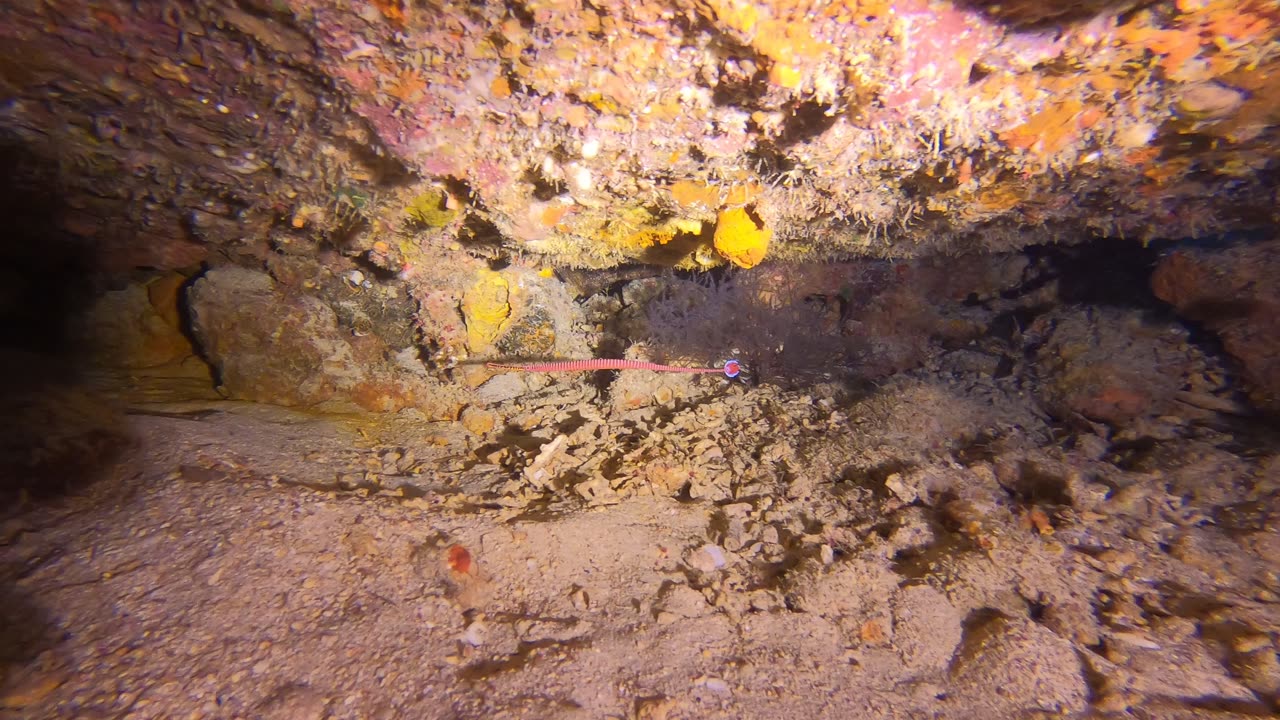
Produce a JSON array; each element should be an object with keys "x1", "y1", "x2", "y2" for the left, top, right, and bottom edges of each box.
[
  {"x1": 713, "y1": 207, "x2": 771, "y2": 269},
  {"x1": 462, "y1": 269, "x2": 510, "y2": 351}
]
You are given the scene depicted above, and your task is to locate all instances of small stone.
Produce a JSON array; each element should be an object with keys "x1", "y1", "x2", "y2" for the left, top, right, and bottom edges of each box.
[
  {"x1": 1114, "y1": 122, "x2": 1156, "y2": 148},
  {"x1": 859, "y1": 619, "x2": 888, "y2": 645},
  {"x1": 1233, "y1": 634, "x2": 1272, "y2": 654},
  {"x1": 686, "y1": 544, "x2": 726, "y2": 573},
  {"x1": 475, "y1": 373, "x2": 525, "y2": 404},
  {"x1": 462, "y1": 620, "x2": 487, "y2": 646},
  {"x1": 620, "y1": 278, "x2": 662, "y2": 307},
  {"x1": 460, "y1": 407, "x2": 497, "y2": 435},
  {"x1": 695, "y1": 676, "x2": 730, "y2": 694},
  {"x1": 747, "y1": 589, "x2": 783, "y2": 611},
  {"x1": 656, "y1": 584, "x2": 713, "y2": 619},
  {"x1": 885, "y1": 468, "x2": 916, "y2": 502},
  {"x1": 1176, "y1": 82, "x2": 1245, "y2": 119}
]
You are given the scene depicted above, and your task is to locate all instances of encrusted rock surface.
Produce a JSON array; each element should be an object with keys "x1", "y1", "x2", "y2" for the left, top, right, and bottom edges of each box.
[
  {"x1": 1153, "y1": 238, "x2": 1280, "y2": 412},
  {"x1": 1030, "y1": 306, "x2": 1191, "y2": 424},
  {"x1": 187, "y1": 266, "x2": 463, "y2": 415},
  {"x1": 4, "y1": 0, "x2": 1278, "y2": 417},
  {"x1": 2, "y1": 0, "x2": 1279, "y2": 274}
]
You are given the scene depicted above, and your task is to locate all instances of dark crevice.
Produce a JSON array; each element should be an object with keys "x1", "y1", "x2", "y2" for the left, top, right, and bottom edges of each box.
[
  {"x1": 954, "y1": 0, "x2": 1148, "y2": 29},
  {"x1": 523, "y1": 167, "x2": 568, "y2": 201},
  {"x1": 0, "y1": 138, "x2": 128, "y2": 502},
  {"x1": 776, "y1": 100, "x2": 841, "y2": 148},
  {"x1": 176, "y1": 266, "x2": 221, "y2": 389}
]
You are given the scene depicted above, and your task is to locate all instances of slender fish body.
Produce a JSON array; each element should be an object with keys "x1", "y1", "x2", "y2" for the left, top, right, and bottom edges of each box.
[{"x1": 486, "y1": 358, "x2": 742, "y2": 378}]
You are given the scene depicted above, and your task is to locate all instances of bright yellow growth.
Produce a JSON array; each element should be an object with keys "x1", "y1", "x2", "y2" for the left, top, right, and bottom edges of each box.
[
  {"x1": 707, "y1": 0, "x2": 759, "y2": 34},
  {"x1": 713, "y1": 207, "x2": 771, "y2": 269},
  {"x1": 769, "y1": 63, "x2": 803, "y2": 89},
  {"x1": 405, "y1": 189, "x2": 458, "y2": 228},
  {"x1": 670, "y1": 180, "x2": 720, "y2": 210},
  {"x1": 609, "y1": 226, "x2": 673, "y2": 252},
  {"x1": 673, "y1": 219, "x2": 704, "y2": 234},
  {"x1": 462, "y1": 269, "x2": 511, "y2": 351},
  {"x1": 598, "y1": 207, "x2": 687, "y2": 252}
]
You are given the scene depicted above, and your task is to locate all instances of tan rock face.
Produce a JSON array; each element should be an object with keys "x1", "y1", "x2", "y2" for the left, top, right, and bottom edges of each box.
[
  {"x1": 1029, "y1": 306, "x2": 1190, "y2": 424},
  {"x1": 188, "y1": 268, "x2": 339, "y2": 407},
  {"x1": 947, "y1": 614, "x2": 1089, "y2": 717},
  {"x1": 81, "y1": 277, "x2": 196, "y2": 369},
  {"x1": 1153, "y1": 238, "x2": 1280, "y2": 413},
  {"x1": 186, "y1": 267, "x2": 462, "y2": 416}
]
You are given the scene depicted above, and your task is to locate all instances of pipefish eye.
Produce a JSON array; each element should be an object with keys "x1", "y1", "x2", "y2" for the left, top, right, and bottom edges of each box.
[{"x1": 722, "y1": 359, "x2": 741, "y2": 378}]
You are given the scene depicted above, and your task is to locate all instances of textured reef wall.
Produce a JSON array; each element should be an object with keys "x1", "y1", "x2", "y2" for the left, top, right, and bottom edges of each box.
[
  {"x1": 299, "y1": 0, "x2": 1280, "y2": 269},
  {"x1": 2, "y1": 0, "x2": 1279, "y2": 274},
  {"x1": 4, "y1": 0, "x2": 1280, "y2": 412}
]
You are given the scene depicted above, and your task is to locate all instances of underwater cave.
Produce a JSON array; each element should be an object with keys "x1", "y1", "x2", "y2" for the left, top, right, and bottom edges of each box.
[{"x1": 2, "y1": 0, "x2": 1280, "y2": 717}]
